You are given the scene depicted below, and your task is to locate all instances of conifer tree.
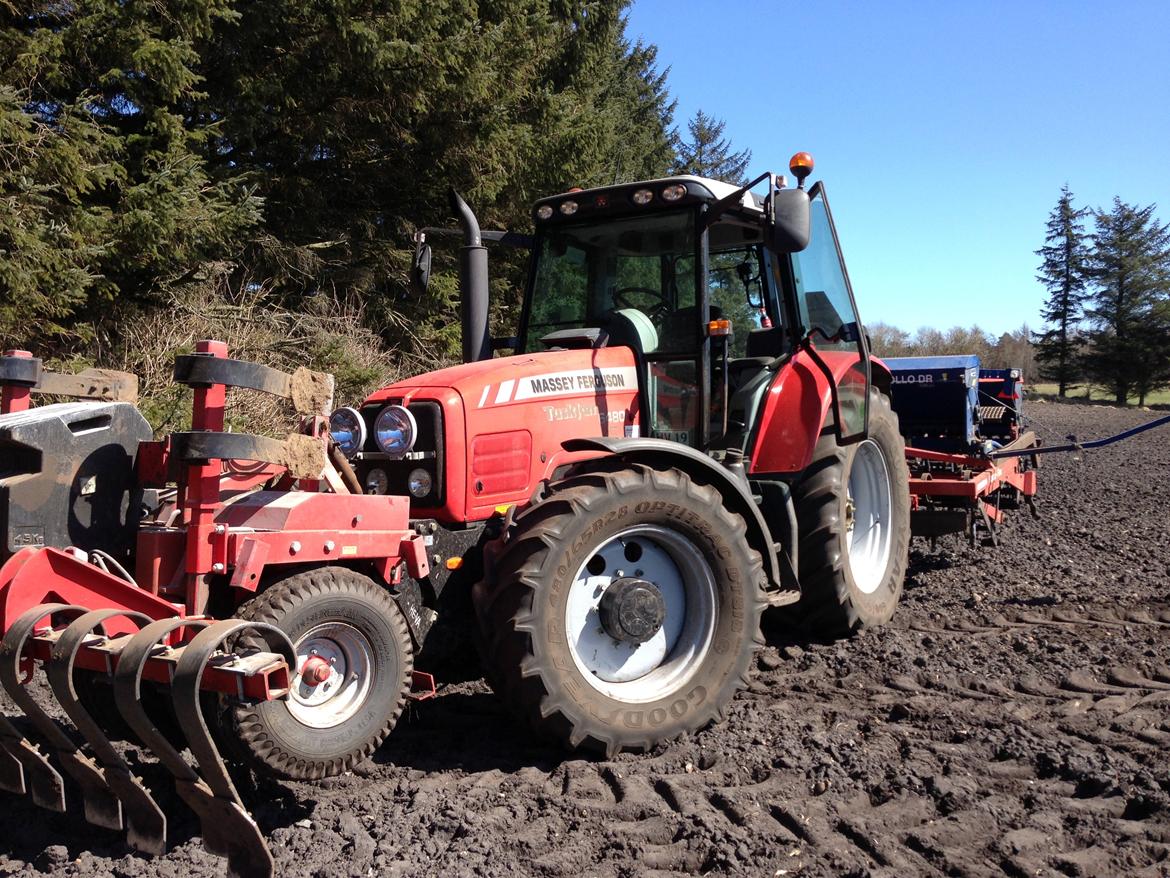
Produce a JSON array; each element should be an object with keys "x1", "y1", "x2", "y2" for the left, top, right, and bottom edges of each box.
[
  {"x1": 0, "y1": 1, "x2": 260, "y2": 346},
  {"x1": 1033, "y1": 185, "x2": 1089, "y2": 396},
  {"x1": 1084, "y1": 198, "x2": 1170, "y2": 404},
  {"x1": 671, "y1": 110, "x2": 751, "y2": 183}
]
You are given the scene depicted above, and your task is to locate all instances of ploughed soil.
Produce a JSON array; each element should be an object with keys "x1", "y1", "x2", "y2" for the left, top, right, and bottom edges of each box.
[{"x1": 2, "y1": 400, "x2": 1169, "y2": 877}]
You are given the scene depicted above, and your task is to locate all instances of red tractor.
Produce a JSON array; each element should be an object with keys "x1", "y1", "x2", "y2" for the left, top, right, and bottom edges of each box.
[{"x1": 0, "y1": 152, "x2": 910, "y2": 876}]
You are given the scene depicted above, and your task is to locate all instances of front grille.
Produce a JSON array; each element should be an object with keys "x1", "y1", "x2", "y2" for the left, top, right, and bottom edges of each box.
[{"x1": 352, "y1": 400, "x2": 445, "y2": 506}]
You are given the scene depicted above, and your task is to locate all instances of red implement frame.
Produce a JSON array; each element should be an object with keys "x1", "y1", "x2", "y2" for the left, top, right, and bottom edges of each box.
[
  {"x1": 905, "y1": 431, "x2": 1040, "y2": 546},
  {"x1": 0, "y1": 340, "x2": 425, "y2": 703}
]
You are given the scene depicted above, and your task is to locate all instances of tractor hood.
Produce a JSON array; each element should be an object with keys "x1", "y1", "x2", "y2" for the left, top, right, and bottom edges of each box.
[
  {"x1": 366, "y1": 347, "x2": 639, "y2": 412},
  {"x1": 360, "y1": 346, "x2": 641, "y2": 523}
]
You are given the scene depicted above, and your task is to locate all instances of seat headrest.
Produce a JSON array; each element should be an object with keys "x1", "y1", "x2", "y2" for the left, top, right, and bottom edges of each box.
[{"x1": 607, "y1": 309, "x2": 658, "y2": 354}]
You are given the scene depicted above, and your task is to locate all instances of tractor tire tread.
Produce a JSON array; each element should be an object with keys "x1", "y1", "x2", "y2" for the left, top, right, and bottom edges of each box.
[
  {"x1": 792, "y1": 390, "x2": 910, "y2": 638},
  {"x1": 229, "y1": 566, "x2": 413, "y2": 780},
  {"x1": 475, "y1": 464, "x2": 766, "y2": 758}
]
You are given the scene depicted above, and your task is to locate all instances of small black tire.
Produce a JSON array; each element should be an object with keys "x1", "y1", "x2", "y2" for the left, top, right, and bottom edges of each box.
[
  {"x1": 223, "y1": 566, "x2": 413, "y2": 780},
  {"x1": 792, "y1": 388, "x2": 910, "y2": 637},
  {"x1": 473, "y1": 465, "x2": 766, "y2": 757}
]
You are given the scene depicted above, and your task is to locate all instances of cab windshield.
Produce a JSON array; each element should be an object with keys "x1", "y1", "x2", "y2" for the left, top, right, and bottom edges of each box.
[{"x1": 522, "y1": 210, "x2": 699, "y2": 354}]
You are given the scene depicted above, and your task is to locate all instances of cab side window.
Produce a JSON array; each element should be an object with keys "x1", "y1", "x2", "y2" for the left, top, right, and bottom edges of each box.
[
  {"x1": 708, "y1": 245, "x2": 771, "y2": 358},
  {"x1": 788, "y1": 185, "x2": 869, "y2": 439},
  {"x1": 790, "y1": 190, "x2": 860, "y2": 350}
]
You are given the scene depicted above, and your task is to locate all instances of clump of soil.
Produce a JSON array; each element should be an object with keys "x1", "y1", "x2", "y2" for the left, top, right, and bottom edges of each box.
[{"x1": 2, "y1": 400, "x2": 1167, "y2": 877}]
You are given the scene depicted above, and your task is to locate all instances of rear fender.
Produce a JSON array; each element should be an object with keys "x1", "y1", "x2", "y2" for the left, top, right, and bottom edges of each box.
[
  {"x1": 561, "y1": 437, "x2": 787, "y2": 594},
  {"x1": 750, "y1": 351, "x2": 889, "y2": 474}
]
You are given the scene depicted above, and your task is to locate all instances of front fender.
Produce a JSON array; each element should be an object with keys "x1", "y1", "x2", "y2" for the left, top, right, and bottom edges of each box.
[
  {"x1": 750, "y1": 350, "x2": 882, "y2": 474},
  {"x1": 562, "y1": 437, "x2": 794, "y2": 598}
]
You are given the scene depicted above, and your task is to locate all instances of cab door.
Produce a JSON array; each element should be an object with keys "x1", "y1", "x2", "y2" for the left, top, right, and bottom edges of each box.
[{"x1": 789, "y1": 182, "x2": 871, "y2": 442}]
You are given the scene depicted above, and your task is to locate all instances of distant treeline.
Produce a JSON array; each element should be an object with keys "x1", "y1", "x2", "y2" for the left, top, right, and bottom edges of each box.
[
  {"x1": 1032, "y1": 187, "x2": 1170, "y2": 406},
  {"x1": 868, "y1": 324, "x2": 1035, "y2": 376}
]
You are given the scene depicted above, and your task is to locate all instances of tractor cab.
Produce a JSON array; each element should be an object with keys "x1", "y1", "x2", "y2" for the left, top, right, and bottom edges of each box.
[{"x1": 517, "y1": 155, "x2": 873, "y2": 457}]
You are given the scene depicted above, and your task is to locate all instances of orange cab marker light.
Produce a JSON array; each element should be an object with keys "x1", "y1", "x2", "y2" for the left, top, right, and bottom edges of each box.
[
  {"x1": 445, "y1": 557, "x2": 463, "y2": 571},
  {"x1": 707, "y1": 319, "x2": 732, "y2": 337},
  {"x1": 494, "y1": 504, "x2": 512, "y2": 516}
]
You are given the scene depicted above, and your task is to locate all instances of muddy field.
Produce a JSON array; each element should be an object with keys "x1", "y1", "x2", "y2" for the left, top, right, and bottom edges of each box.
[{"x1": 2, "y1": 399, "x2": 1168, "y2": 878}]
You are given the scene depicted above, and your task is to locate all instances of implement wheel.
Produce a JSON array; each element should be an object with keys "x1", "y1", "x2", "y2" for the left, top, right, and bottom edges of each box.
[
  {"x1": 473, "y1": 465, "x2": 766, "y2": 756},
  {"x1": 221, "y1": 566, "x2": 413, "y2": 780},
  {"x1": 792, "y1": 388, "x2": 911, "y2": 637}
]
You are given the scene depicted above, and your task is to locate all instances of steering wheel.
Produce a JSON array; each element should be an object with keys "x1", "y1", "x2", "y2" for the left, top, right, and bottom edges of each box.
[{"x1": 612, "y1": 286, "x2": 669, "y2": 321}]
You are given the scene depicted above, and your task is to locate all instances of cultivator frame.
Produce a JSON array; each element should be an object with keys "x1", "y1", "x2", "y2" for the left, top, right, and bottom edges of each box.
[
  {"x1": 905, "y1": 434, "x2": 1040, "y2": 547},
  {"x1": 0, "y1": 341, "x2": 428, "y2": 877}
]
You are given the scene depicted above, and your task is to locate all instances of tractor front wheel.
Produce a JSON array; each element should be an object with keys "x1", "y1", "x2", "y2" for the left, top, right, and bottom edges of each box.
[
  {"x1": 792, "y1": 388, "x2": 910, "y2": 637},
  {"x1": 473, "y1": 465, "x2": 766, "y2": 756},
  {"x1": 221, "y1": 566, "x2": 413, "y2": 780}
]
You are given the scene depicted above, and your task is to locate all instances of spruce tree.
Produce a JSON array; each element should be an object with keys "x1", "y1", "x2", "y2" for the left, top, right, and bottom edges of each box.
[
  {"x1": 671, "y1": 110, "x2": 751, "y2": 183},
  {"x1": 0, "y1": 1, "x2": 260, "y2": 346},
  {"x1": 1084, "y1": 198, "x2": 1170, "y2": 404},
  {"x1": 1033, "y1": 185, "x2": 1089, "y2": 396},
  {"x1": 193, "y1": 0, "x2": 677, "y2": 359}
]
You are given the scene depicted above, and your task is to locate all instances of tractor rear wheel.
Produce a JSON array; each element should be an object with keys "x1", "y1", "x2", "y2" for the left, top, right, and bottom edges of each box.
[
  {"x1": 792, "y1": 388, "x2": 910, "y2": 637},
  {"x1": 220, "y1": 566, "x2": 413, "y2": 780},
  {"x1": 473, "y1": 465, "x2": 766, "y2": 756}
]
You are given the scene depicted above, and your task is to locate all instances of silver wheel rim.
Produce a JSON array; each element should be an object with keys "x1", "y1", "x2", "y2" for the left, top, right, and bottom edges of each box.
[
  {"x1": 846, "y1": 438, "x2": 894, "y2": 595},
  {"x1": 565, "y1": 525, "x2": 717, "y2": 703},
  {"x1": 287, "y1": 623, "x2": 374, "y2": 728}
]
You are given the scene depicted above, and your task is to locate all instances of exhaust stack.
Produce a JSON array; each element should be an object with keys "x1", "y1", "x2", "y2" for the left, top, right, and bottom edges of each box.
[{"x1": 449, "y1": 190, "x2": 490, "y2": 363}]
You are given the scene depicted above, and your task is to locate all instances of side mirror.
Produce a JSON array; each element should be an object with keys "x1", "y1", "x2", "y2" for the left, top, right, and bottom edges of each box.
[
  {"x1": 769, "y1": 188, "x2": 810, "y2": 252},
  {"x1": 411, "y1": 241, "x2": 432, "y2": 295}
]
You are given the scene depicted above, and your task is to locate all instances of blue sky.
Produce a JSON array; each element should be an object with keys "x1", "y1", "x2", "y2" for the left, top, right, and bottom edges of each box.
[{"x1": 625, "y1": 1, "x2": 1170, "y2": 336}]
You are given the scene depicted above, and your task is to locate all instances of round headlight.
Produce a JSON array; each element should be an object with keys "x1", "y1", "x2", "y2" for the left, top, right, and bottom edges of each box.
[
  {"x1": 328, "y1": 406, "x2": 366, "y2": 458},
  {"x1": 536, "y1": 204, "x2": 554, "y2": 220},
  {"x1": 407, "y1": 468, "x2": 433, "y2": 499},
  {"x1": 365, "y1": 468, "x2": 388, "y2": 495},
  {"x1": 559, "y1": 200, "x2": 578, "y2": 216},
  {"x1": 631, "y1": 188, "x2": 653, "y2": 205},
  {"x1": 661, "y1": 183, "x2": 687, "y2": 202},
  {"x1": 373, "y1": 405, "x2": 417, "y2": 458}
]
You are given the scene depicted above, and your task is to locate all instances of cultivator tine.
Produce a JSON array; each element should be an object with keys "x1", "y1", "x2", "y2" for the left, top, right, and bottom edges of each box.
[
  {"x1": 171, "y1": 620, "x2": 297, "y2": 878},
  {"x1": 0, "y1": 718, "x2": 28, "y2": 795},
  {"x1": 114, "y1": 617, "x2": 296, "y2": 878},
  {"x1": 0, "y1": 603, "x2": 122, "y2": 825},
  {"x1": 45, "y1": 609, "x2": 168, "y2": 855},
  {"x1": 0, "y1": 713, "x2": 51, "y2": 802}
]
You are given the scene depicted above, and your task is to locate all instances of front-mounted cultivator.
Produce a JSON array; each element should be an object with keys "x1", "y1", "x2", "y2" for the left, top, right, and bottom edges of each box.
[{"x1": 0, "y1": 343, "x2": 430, "y2": 877}]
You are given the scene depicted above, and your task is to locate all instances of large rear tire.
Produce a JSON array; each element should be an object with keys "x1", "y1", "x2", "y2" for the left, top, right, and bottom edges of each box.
[
  {"x1": 792, "y1": 388, "x2": 910, "y2": 637},
  {"x1": 222, "y1": 566, "x2": 413, "y2": 780},
  {"x1": 473, "y1": 465, "x2": 766, "y2": 756}
]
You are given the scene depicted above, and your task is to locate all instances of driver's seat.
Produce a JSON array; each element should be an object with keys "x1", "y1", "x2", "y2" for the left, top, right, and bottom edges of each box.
[{"x1": 605, "y1": 308, "x2": 658, "y2": 356}]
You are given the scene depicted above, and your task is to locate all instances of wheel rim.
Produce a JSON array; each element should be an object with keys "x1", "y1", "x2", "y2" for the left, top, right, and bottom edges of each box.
[
  {"x1": 846, "y1": 438, "x2": 894, "y2": 594},
  {"x1": 565, "y1": 525, "x2": 717, "y2": 703},
  {"x1": 287, "y1": 623, "x2": 375, "y2": 729}
]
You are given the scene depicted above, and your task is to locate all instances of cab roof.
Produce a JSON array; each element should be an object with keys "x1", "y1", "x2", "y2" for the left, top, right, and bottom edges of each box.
[{"x1": 532, "y1": 174, "x2": 763, "y2": 226}]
